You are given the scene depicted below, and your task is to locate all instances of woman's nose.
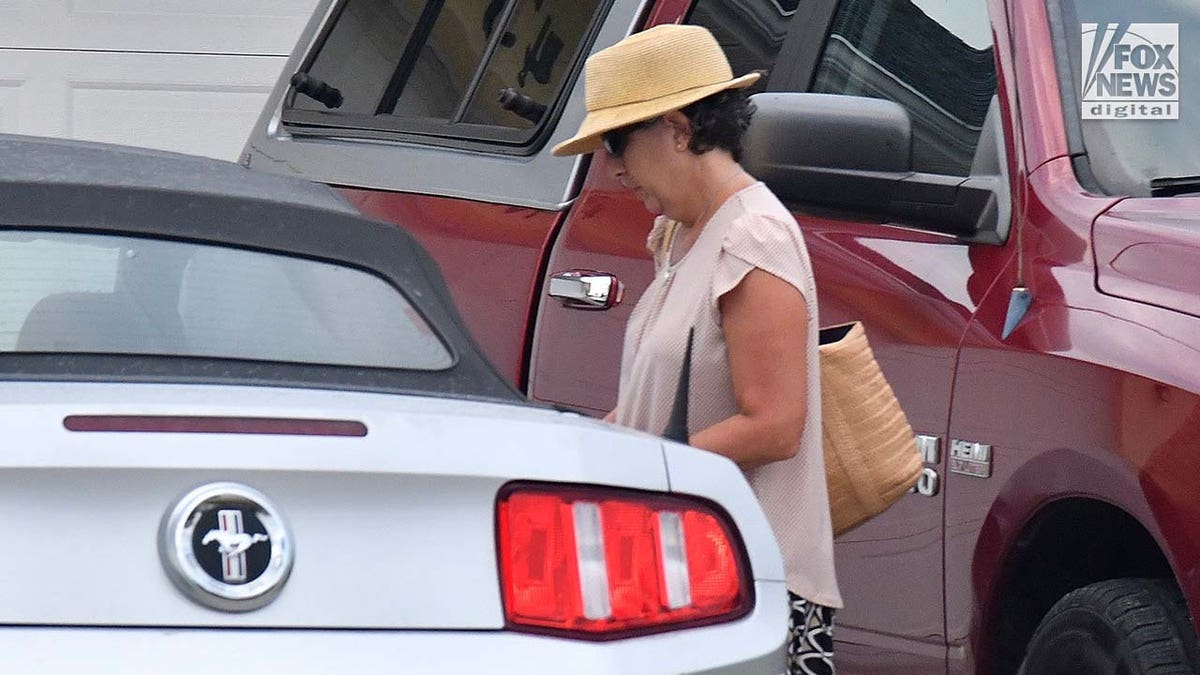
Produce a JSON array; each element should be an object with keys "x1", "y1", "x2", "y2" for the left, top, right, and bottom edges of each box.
[{"x1": 606, "y1": 153, "x2": 626, "y2": 181}]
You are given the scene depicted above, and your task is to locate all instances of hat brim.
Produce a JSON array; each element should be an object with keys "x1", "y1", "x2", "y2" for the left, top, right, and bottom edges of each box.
[{"x1": 551, "y1": 72, "x2": 760, "y2": 157}]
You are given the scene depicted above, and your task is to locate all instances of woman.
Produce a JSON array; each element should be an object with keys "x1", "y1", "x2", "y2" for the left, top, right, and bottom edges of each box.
[{"x1": 552, "y1": 23, "x2": 842, "y2": 675}]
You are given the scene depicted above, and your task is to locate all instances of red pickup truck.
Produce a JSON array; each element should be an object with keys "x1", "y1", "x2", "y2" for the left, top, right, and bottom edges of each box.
[{"x1": 243, "y1": 0, "x2": 1199, "y2": 671}]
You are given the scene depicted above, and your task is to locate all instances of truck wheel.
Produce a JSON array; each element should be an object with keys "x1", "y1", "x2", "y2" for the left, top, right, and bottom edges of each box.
[{"x1": 1019, "y1": 578, "x2": 1199, "y2": 675}]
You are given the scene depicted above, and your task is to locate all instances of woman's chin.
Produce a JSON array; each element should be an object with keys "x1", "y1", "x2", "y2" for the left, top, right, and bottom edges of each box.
[{"x1": 635, "y1": 192, "x2": 663, "y2": 216}]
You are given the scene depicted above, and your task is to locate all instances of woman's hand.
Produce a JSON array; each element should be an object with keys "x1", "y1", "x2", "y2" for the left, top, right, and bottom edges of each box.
[{"x1": 688, "y1": 267, "x2": 809, "y2": 470}]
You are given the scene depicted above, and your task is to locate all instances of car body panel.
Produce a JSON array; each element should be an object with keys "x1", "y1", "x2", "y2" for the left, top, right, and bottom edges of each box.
[
  {"x1": 945, "y1": 156, "x2": 1200, "y2": 673},
  {"x1": 0, "y1": 590, "x2": 787, "y2": 675},
  {"x1": 1093, "y1": 198, "x2": 1200, "y2": 320},
  {"x1": 803, "y1": 217, "x2": 962, "y2": 667},
  {"x1": 1, "y1": 382, "x2": 668, "y2": 627},
  {"x1": 341, "y1": 188, "x2": 564, "y2": 386},
  {"x1": 528, "y1": 156, "x2": 655, "y2": 413}
]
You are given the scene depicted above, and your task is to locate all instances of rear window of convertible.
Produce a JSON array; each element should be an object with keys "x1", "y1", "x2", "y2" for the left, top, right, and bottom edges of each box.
[
  {"x1": 0, "y1": 231, "x2": 452, "y2": 370},
  {"x1": 282, "y1": 0, "x2": 608, "y2": 148}
]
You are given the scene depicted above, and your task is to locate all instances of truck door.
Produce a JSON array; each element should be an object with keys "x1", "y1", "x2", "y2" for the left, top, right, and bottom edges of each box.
[
  {"x1": 532, "y1": 0, "x2": 1006, "y2": 669},
  {"x1": 784, "y1": 0, "x2": 1006, "y2": 668},
  {"x1": 783, "y1": 0, "x2": 1006, "y2": 668}
]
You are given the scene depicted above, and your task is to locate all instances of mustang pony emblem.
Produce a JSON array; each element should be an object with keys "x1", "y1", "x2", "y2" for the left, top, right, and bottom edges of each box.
[
  {"x1": 202, "y1": 529, "x2": 270, "y2": 556},
  {"x1": 202, "y1": 509, "x2": 269, "y2": 582},
  {"x1": 160, "y1": 483, "x2": 294, "y2": 611}
]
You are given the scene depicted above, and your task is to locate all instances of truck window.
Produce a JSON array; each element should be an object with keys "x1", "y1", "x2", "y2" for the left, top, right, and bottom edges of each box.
[
  {"x1": 809, "y1": 0, "x2": 997, "y2": 176},
  {"x1": 1051, "y1": 0, "x2": 1198, "y2": 197},
  {"x1": 685, "y1": 0, "x2": 799, "y2": 91},
  {"x1": 283, "y1": 0, "x2": 607, "y2": 147}
]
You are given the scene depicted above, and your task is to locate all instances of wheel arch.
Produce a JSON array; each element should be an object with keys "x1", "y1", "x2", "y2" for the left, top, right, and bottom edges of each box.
[
  {"x1": 969, "y1": 448, "x2": 1186, "y2": 674},
  {"x1": 987, "y1": 497, "x2": 1172, "y2": 673}
]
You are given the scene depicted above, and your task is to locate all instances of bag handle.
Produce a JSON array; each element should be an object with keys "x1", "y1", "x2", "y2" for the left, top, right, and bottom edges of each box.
[{"x1": 655, "y1": 219, "x2": 682, "y2": 266}]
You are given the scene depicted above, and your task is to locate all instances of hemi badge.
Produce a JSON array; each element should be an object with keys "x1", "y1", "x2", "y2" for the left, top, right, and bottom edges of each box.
[{"x1": 950, "y1": 440, "x2": 992, "y2": 479}]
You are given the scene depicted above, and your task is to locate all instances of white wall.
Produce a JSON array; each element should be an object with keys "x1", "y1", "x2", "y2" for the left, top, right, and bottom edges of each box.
[{"x1": 0, "y1": 1, "x2": 320, "y2": 160}]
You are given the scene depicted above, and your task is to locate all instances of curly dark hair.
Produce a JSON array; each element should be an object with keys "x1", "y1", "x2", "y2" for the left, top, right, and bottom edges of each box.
[{"x1": 680, "y1": 88, "x2": 757, "y2": 162}]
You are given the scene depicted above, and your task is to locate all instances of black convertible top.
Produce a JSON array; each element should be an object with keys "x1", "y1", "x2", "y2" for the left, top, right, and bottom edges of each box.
[
  {"x1": 0, "y1": 135, "x2": 521, "y2": 403},
  {"x1": 0, "y1": 134, "x2": 359, "y2": 214}
]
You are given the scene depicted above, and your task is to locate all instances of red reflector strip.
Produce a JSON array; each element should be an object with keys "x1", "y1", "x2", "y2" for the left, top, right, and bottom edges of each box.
[{"x1": 63, "y1": 415, "x2": 367, "y2": 437}]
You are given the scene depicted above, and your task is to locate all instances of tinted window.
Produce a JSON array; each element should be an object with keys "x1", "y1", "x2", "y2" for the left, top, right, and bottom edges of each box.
[
  {"x1": 459, "y1": 0, "x2": 602, "y2": 127},
  {"x1": 1052, "y1": 1, "x2": 1199, "y2": 197},
  {"x1": 686, "y1": 0, "x2": 798, "y2": 91},
  {"x1": 288, "y1": 0, "x2": 605, "y2": 141},
  {"x1": 1, "y1": 232, "x2": 451, "y2": 370},
  {"x1": 290, "y1": 0, "x2": 419, "y2": 118},
  {"x1": 810, "y1": 0, "x2": 997, "y2": 175}
]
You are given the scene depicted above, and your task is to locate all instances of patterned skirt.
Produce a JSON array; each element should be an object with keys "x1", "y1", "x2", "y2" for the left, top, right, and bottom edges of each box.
[{"x1": 787, "y1": 592, "x2": 836, "y2": 675}]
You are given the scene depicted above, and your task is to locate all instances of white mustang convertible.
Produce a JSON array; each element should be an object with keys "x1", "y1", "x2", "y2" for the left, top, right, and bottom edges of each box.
[{"x1": 0, "y1": 135, "x2": 787, "y2": 673}]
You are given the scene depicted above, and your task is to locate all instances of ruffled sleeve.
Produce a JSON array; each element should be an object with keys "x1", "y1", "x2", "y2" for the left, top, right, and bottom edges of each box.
[{"x1": 711, "y1": 214, "x2": 815, "y2": 306}]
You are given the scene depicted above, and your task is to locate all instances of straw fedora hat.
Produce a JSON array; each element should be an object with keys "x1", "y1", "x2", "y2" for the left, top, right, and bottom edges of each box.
[{"x1": 551, "y1": 24, "x2": 760, "y2": 157}]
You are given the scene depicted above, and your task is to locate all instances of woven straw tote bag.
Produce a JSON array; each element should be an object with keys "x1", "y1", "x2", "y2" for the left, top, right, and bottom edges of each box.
[{"x1": 819, "y1": 322, "x2": 922, "y2": 535}]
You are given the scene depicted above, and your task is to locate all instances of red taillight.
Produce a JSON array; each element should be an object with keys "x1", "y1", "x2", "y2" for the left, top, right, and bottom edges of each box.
[{"x1": 496, "y1": 484, "x2": 752, "y2": 639}]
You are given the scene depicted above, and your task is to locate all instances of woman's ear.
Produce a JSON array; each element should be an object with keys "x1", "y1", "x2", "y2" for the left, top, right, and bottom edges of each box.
[{"x1": 662, "y1": 110, "x2": 692, "y2": 152}]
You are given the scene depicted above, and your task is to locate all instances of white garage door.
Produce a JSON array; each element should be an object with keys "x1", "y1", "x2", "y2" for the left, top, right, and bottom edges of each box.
[{"x1": 0, "y1": 1, "x2": 320, "y2": 160}]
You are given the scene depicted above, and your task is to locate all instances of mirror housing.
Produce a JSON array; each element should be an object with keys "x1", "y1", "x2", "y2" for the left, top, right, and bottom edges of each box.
[{"x1": 743, "y1": 93, "x2": 1010, "y2": 244}]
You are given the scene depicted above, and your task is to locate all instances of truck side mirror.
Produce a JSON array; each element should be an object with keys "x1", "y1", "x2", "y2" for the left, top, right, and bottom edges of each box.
[{"x1": 743, "y1": 93, "x2": 1010, "y2": 244}]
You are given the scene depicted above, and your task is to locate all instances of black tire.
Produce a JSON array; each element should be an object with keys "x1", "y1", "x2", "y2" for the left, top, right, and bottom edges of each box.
[{"x1": 1019, "y1": 578, "x2": 1199, "y2": 675}]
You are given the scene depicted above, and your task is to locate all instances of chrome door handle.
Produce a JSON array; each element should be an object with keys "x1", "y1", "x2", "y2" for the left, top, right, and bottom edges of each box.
[{"x1": 547, "y1": 270, "x2": 624, "y2": 310}]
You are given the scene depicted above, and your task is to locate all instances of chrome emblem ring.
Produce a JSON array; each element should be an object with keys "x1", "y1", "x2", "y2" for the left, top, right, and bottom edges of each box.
[{"x1": 159, "y1": 482, "x2": 294, "y2": 612}]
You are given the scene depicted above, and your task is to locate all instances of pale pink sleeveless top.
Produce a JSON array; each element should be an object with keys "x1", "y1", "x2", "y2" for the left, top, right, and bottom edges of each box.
[{"x1": 613, "y1": 182, "x2": 842, "y2": 608}]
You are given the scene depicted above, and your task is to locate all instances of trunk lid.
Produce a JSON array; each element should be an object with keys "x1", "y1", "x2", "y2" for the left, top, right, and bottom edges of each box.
[{"x1": 0, "y1": 382, "x2": 667, "y2": 628}]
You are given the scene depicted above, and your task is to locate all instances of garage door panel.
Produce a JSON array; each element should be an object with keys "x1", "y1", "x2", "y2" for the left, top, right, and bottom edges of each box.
[
  {"x1": 70, "y1": 86, "x2": 271, "y2": 161},
  {"x1": 0, "y1": 81, "x2": 23, "y2": 133},
  {"x1": 0, "y1": 65, "x2": 67, "y2": 137},
  {"x1": 66, "y1": 53, "x2": 282, "y2": 160},
  {"x1": 0, "y1": 0, "x2": 321, "y2": 54},
  {"x1": 0, "y1": 50, "x2": 283, "y2": 160}
]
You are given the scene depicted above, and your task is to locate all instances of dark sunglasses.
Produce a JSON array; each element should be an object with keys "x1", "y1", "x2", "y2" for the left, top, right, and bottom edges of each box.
[{"x1": 601, "y1": 117, "x2": 661, "y2": 157}]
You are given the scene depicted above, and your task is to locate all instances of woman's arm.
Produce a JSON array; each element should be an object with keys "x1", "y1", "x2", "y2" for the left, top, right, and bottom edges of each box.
[{"x1": 688, "y1": 267, "x2": 809, "y2": 471}]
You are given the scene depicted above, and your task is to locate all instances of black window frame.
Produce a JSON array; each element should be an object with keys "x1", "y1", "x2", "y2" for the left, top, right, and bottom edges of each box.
[
  {"x1": 766, "y1": 0, "x2": 841, "y2": 93},
  {"x1": 280, "y1": 0, "x2": 616, "y2": 156},
  {"x1": 682, "y1": 0, "x2": 808, "y2": 94}
]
